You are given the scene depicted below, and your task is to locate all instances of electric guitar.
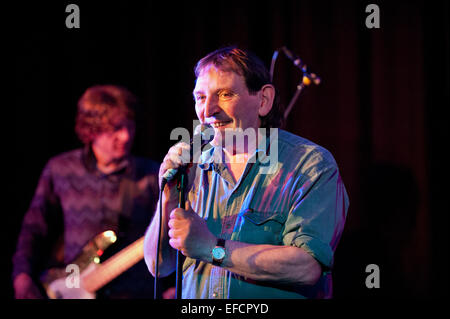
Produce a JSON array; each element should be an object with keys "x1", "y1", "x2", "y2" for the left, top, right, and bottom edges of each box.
[{"x1": 40, "y1": 230, "x2": 145, "y2": 299}]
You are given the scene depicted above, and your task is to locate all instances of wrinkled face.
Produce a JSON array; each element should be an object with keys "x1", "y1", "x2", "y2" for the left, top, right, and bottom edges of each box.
[
  {"x1": 92, "y1": 120, "x2": 135, "y2": 165},
  {"x1": 193, "y1": 66, "x2": 263, "y2": 145}
]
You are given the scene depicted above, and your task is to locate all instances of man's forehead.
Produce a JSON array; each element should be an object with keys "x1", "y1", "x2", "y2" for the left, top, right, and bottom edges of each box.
[{"x1": 194, "y1": 65, "x2": 244, "y2": 92}]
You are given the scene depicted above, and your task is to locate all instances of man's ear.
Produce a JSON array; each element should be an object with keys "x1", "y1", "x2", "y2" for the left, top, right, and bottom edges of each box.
[{"x1": 258, "y1": 84, "x2": 275, "y2": 117}]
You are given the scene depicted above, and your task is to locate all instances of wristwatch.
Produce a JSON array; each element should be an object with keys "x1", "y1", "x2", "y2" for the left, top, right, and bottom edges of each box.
[{"x1": 212, "y1": 238, "x2": 226, "y2": 266}]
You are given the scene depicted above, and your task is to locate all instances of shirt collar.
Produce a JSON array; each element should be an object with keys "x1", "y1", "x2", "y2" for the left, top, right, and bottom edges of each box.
[
  {"x1": 81, "y1": 145, "x2": 132, "y2": 177},
  {"x1": 198, "y1": 132, "x2": 271, "y2": 172}
]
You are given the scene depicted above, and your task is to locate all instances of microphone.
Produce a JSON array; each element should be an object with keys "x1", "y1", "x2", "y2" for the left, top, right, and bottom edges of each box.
[
  {"x1": 162, "y1": 124, "x2": 214, "y2": 182},
  {"x1": 281, "y1": 46, "x2": 321, "y2": 85},
  {"x1": 281, "y1": 46, "x2": 303, "y2": 68}
]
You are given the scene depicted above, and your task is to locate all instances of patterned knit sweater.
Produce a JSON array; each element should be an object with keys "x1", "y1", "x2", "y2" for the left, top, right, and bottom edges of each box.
[{"x1": 12, "y1": 147, "x2": 160, "y2": 298}]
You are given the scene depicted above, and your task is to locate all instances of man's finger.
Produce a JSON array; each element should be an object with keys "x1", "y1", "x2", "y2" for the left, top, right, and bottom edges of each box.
[
  {"x1": 168, "y1": 143, "x2": 191, "y2": 164},
  {"x1": 169, "y1": 238, "x2": 179, "y2": 250},
  {"x1": 168, "y1": 218, "x2": 176, "y2": 229},
  {"x1": 168, "y1": 216, "x2": 184, "y2": 229},
  {"x1": 169, "y1": 238, "x2": 184, "y2": 251},
  {"x1": 168, "y1": 228, "x2": 182, "y2": 239},
  {"x1": 165, "y1": 154, "x2": 183, "y2": 168},
  {"x1": 170, "y1": 208, "x2": 186, "y2": 220}
]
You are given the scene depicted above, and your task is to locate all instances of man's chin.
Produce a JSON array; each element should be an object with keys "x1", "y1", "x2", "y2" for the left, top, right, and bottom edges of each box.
[
  {"x1": 115, "y1": 147, "x2": 131, "y2": 157},
  {"x1": 210, "y1": 127, "x2": 238, "y2": 147},
  {"x1": 112, "y1": 152, "x2": 129, "y2": 163}
]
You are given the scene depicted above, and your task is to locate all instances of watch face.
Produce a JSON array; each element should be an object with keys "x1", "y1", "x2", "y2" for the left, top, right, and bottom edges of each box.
[{"x1": 212, "y1": 247, "x2": 226, "y2": 260}]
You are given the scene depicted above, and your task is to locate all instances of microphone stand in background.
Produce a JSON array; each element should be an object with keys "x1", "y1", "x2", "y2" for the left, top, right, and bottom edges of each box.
[{"x1": 270, "y1": 46, "x2": 321, "y2": 123}]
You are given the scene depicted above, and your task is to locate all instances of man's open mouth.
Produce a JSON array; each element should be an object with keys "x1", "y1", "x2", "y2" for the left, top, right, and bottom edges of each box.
[{"x1": 210, "y1": 120, "x2": 232, "y2": 128}]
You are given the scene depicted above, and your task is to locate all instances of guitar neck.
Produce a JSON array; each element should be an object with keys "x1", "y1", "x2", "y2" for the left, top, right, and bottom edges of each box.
[{"x1": 81, "y1": 236, "x2": 145, "y2": 293}]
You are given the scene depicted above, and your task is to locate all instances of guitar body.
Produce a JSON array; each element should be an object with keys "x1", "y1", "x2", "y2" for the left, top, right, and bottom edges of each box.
[
  {"x1": 40, "y1": 230, "x2": 145, "y2": 299},
  {"x1": 45, "y1": 263, "x2": 97, "y2": 299},
  {"x1": 41, "y1": 230, "x2": 117, "y2": 299}
]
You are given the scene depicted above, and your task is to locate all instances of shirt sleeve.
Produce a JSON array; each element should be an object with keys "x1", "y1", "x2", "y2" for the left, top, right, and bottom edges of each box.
[
  {"x1": 281, "y1": 150, "x2": 349, "y2": 270},
  {"x1": 12, "y1": 160, "x2": 63, "y2": 281}
]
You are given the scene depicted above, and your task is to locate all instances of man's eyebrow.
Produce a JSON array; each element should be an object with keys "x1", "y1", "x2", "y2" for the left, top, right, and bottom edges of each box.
[
  {"x1": 193, "y1": 90, "x2": 204, "y2": 96},
  {"x1": 193, "y1": 87, "x2": 235, "y2": 95}
]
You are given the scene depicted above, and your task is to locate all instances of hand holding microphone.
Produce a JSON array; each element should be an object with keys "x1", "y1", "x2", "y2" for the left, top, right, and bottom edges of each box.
[
  {"x1": 153, "y1": 123, "x2": 214, "y2": 299},
  {"x1": 159, "y1": 124, "x2": 214, "y2": 199}
]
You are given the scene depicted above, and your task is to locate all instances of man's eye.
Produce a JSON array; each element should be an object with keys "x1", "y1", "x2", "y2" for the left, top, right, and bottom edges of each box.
[
  {"x1": 218, "y1": 92, "x2": 235, "y2": 100},
  {"x1": 195, "y1": 95, "x2": 206, "y2": 102},
  {"x1": 113, "y1": 125, "x2": 125, "y2": 132}
]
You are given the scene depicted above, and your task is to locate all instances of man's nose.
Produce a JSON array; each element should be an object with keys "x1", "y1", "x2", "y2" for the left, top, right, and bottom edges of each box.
[
  {"x1": 116, "y1": 127, "x2": 131, "y2": 142},
  {"x1": 204, "y1": 95, "x2": 221, "y2": 118}
]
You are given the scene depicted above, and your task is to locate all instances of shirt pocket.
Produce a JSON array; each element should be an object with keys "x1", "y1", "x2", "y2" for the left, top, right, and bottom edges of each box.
[{"x1": 232, "y1": 208, "x2": 286, "y2": 245}]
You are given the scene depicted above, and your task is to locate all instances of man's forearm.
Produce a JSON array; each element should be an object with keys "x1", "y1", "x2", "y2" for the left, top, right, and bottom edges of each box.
[
  {"x1": 144, "y1": 198, "x2": 177, "y2": 277},
  {"x1": 158, "y1": 197, "x2": 322, "y2": 286},
  {"x1": 216, "y1": 240, "x2": 322, "y2": 286}
]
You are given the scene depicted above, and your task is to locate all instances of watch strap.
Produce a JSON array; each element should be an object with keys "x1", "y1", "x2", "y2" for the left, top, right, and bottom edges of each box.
[{"x1": 216, "y1": 238, "x2": 226, "y2": 248}]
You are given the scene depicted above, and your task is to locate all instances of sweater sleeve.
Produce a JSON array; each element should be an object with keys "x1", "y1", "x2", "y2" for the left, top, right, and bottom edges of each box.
[{"x1": 12, "y1": 160, "x2": 63, "y2": 282}]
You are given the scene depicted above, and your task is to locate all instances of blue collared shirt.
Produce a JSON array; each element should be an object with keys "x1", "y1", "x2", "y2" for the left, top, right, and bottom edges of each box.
[{"x1": 182, "y1": 129, "x2": 349, "y2": 299}]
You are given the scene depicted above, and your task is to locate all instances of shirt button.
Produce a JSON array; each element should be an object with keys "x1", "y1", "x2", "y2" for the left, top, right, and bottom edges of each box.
[{"x1": 212, "y1": 292, "x2": 217, "y2": 298}]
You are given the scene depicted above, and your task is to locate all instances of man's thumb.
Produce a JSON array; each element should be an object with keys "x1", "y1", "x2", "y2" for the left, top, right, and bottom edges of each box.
[{"x1": 185, "y1": 200, "x2": 193, "y2": 213}]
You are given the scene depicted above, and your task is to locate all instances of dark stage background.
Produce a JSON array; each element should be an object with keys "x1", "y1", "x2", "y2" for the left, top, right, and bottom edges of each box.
[{"x1": 10, "y1": 0, "x2": 448, "y2": 299}]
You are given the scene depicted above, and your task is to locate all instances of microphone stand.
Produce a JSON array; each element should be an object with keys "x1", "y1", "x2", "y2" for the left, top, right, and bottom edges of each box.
[
  {"x1": 154, "y1": 170, "x2": 186, "y2": 300},
  {"x1": 175, "y1": 166, "x2": 188, "y2": 299},
  {"x1": 270, "y1": 46, "x2": 321, "y2": 123},
  {"x1": 155, "y1": 125, "x2": 212, "y2": 300},
  {"x1": 283, "y1": 78, "x2": 308, "y2": 122}
]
